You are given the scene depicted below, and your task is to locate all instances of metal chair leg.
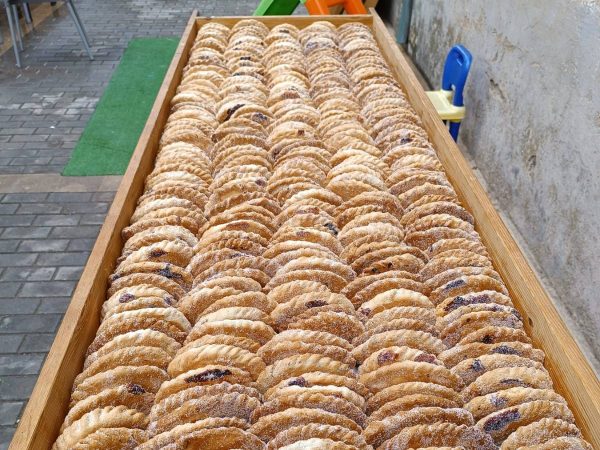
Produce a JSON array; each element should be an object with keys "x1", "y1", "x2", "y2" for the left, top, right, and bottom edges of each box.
[
  {"x1": 5, "y1": 3, "x2": 22, "y2": 67},
  {"x1": 11, "y1": 4, "x2": 24, "y2": 50},
  {"x1": 449, "y1": 121, "x2": 461, "y2": 142},
  {"x1": 23, "y1": 3, "x2": 32, "y2": 24},
  {"x1": 65, "y1": 0, "x2": 92, "y2": 60}
]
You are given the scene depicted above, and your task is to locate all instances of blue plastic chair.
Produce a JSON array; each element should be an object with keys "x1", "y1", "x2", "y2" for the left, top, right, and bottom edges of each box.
[{"x1": 442, "y1": 45, "x2": 472, "y2": 141}]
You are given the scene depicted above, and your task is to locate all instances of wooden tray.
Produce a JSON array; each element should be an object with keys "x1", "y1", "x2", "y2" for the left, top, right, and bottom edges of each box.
[{"x1": 10, "y1": 10, "x2": 600, "y2": 449}]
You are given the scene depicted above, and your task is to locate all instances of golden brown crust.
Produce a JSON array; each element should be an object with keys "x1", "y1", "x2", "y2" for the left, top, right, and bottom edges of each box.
[
  {"x1": 500, "y1": 418, "x2": 583, "y2": 450},
  {"x1": 56, "y1": 23, "x2": 588, "y2": 450},
  {"x1": 266, "y1": 424, "x2": 369, "y2": 449},
  {"x1": 249, "y1": 408, "x2": 362, "y2": 442}
]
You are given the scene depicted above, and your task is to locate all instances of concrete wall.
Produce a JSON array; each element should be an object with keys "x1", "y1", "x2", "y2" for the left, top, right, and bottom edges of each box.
[{"x1": 380, "y1": 0, "x2": 600, "y2": 371}]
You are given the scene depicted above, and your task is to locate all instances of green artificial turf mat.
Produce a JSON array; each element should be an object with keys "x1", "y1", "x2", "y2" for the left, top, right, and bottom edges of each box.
[{"x1": 63, "y1": 38, "x2": 178, "y2": 176}]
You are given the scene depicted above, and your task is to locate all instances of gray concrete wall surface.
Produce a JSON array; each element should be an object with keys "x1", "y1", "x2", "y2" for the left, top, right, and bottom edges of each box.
[{"x1": 380, "y1": 0, "x2": 600, "y2": 371}]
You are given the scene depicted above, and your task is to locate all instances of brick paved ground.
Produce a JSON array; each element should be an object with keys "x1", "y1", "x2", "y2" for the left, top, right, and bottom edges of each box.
[
  {"x1": 0, "y1": 190, "x2": 113, "y2": 446},
  {"x1": 0, "y1": 1, "x2": 310, "y2": 446}
]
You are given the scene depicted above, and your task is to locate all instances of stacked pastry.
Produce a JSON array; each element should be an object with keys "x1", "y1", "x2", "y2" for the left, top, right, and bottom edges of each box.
[
  {"x1": 337, "y1": 22, "x2": 589, "y2": 450},
  {"x1": 293, "y1": 21, "x2": 493, "y2": 450},
  {"x1": 52, "y1": 22, "x2": 227, "y2": 450},
  {"x1": 140, "y1": 20, "x2": 278, "y2": 450},
  {"x1": 247, "y1": 23, "x2": 371, "y2": 449},
  {"x1": 52, "y1": 18, "x2": 592, "y2": 450}
]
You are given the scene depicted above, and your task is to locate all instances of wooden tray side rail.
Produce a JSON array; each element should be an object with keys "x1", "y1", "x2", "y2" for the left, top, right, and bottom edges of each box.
[
  {"x1": 368, "y1": 11, "x2": 600, "y2": 446},
  {"x1": 195, "y1": 13, "x2": 373, "y2": 28},
  {"x1": 8, "y1": 13, "x2": 199, "y2": 450},
  {"x1": 9, "y1": 10, "x2": 600, "y2": 449}
]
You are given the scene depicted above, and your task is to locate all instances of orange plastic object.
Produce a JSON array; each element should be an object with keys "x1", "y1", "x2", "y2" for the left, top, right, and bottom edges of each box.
[{"x1": 305, "y1": 0, "x2": 367, "y2": 15}]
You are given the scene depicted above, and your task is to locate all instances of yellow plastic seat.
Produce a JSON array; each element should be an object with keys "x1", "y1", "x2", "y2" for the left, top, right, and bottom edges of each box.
[{"x1": 426, "y1": 89, "x2": 465, "y2": 122}]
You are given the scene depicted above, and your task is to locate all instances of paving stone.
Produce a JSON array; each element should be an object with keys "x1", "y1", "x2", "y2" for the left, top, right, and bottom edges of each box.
[
  {"x1": 19, "y1": 281, "x2": 75, "y2": 298},
  {"x1": 0, "y1": 241, "x2": 20, "y2": 253},
  {"x1": 18, "y1": 334, "x2": 55, "y2": 353},
  {"x1": 46, "y1": 192, "x2": 92, "y2": 202},
  {"x1": 1, "y1": 267, "x2": 55, "y2": 282},
  {"x1": 32, "y1": 215, "x2": 80, "y2": 226},
  {"x1": 0, "y1": 336, "x2": 23, "y2": 354},
  {"x1": 37, "y1": 297, "x2": 72, "y2": 314},
  {"x1": 0, "y1": 284, "x2": 21, "y2": 298},
  {"x1": 66, "y1": 239, "x2": 96, "y2": 252},
  {"x1": 79, "y1": 213, "x2": 107, "y2": 225},
  {"x1": 49, "y1": 225, "x2": 100, "y2": 238},
  {"x1": 36, "y1": 252, "x2": 89, "y2": 266},
  {"x1": 0, "y1": 300, "x2": 40, "y2": 315},
  {"x1": 0, "y1": 375, "x2": 38, "y2": 401},
  {"x1": 10, "y1": 135, "x2": 49, "y2": 143},
  {"x1": 8, "y1": 157, "x2": 52, "y2": 166},
  {"x1": 0, "y1": 109, "x2": 30, "y2": 116},
  {"x1": 62, "y1": 202, "x2": 109, "y2": 214},
  {"x1": 53, "y1": 266, "x2": 82, "y2": 281},
  {"x1": 1, "y1": 193, "x2": 48, "y2": 203},
  {"x1": 0, "y1": 129, "x2": 35, "y2": 136},
  {"x1": 0, "y1": 216, "x2": 35, "y2": 227},
  {"x1": 0, "y1": 427, "x2": 16, "y2": 450},
  {"x1": 0, "y1": 355, "x2": 45, "y2": 376},
  {"x1": 0, "y1": 254, "x2": 37, "y2": 267},
  {"x1": 1, "y1": 227, "x2": 51, "y2": 239},
  {"x1": 0, "y1": 402, "x2": 23, "y2": 426},
  {"x1": 0, "y1": 314, "x2": 62, "y2": 334},
  {"x1": 18, "y1": 239, "x2": 69, "y2": 252},
  {"x1": 0, "y1": 205, "x2": 18, "y2": 215},
  {"x1": 50, "y1": 157, "x2": 70, "y2": 166},
  {"x1": 91, "y1": 192, "x2": 116, "y2": 202},
  {"x1": 0, "y1": 147, "x2": 29, "y2": 155},
  {"x1": 16, "y1": 203, "x2": 63, "y2": 215}
]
